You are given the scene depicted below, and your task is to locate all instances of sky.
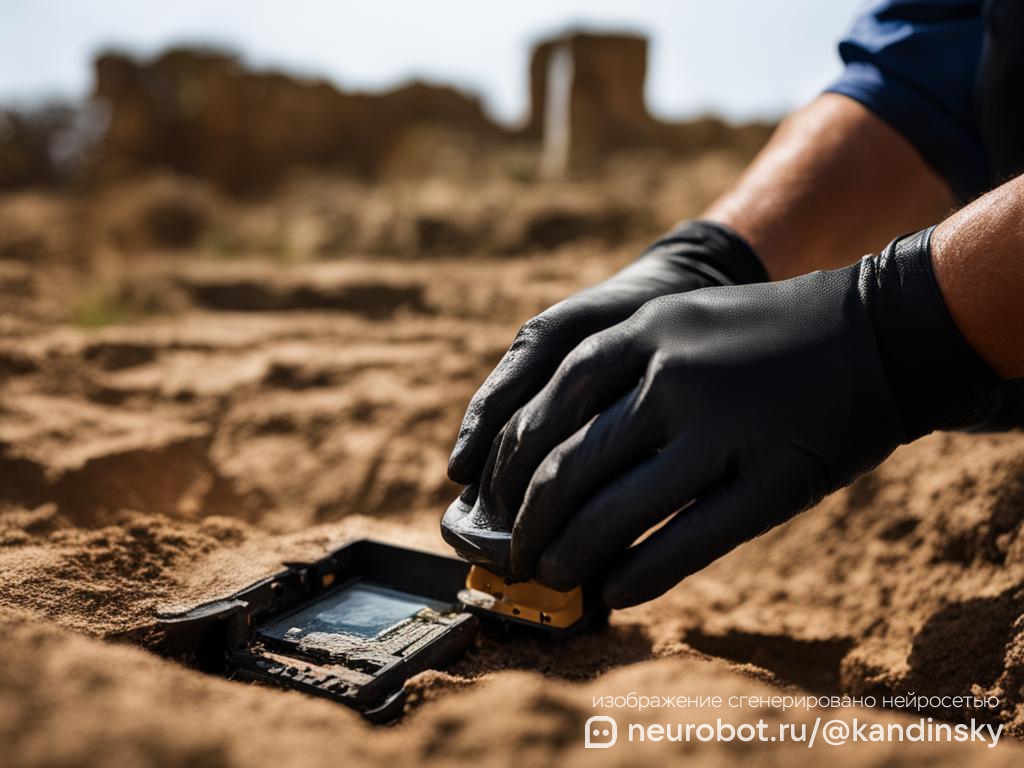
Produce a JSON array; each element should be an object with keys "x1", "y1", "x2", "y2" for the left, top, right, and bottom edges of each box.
[{"x1": 0, "y1": 0, "x2": 866, "y2": 125}]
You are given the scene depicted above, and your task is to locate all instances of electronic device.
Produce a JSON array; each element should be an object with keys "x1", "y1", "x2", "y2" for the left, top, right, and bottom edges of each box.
[{"x1": 154, "y1": 539, "x2": 605, "y2": 722}]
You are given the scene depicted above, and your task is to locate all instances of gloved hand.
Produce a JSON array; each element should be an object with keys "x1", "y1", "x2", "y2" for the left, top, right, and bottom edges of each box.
[
  {"x1": 440, "y1": 219, "x2": 770, "y2": 569},
  {"x1": 481, "y1": 228, "x2": 1004, "y2": 607},
  {"x1": 446, "y1": 220, "x2": 768, "y2": 485},
  {"x1": 442, "y1": 221, "x2": 767, "y2": 574}
]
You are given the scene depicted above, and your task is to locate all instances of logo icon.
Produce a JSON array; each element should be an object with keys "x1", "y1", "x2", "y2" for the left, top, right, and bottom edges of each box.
[{"x1": 585, "y1": 715, "x2": 617, "y2": 748}]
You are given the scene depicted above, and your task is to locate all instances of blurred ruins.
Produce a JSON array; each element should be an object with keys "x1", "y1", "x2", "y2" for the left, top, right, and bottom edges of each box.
[
  {"x1": 0, "y1": 32, "x2": 771, "y2": 193},
  {"x1": 0, "y1": 30, "x2": 774, "y2": 329}
]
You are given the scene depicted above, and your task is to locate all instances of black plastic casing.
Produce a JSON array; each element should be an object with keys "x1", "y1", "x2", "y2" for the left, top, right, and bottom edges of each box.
[{"x1": 154, "y1": 540, "x2": 477, "y2": 722}]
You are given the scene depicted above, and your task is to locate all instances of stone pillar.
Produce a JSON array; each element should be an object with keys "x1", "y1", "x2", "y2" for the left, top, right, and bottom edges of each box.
[{"x1": 528, "y1": 32, "x2": 654, "y2": 176}]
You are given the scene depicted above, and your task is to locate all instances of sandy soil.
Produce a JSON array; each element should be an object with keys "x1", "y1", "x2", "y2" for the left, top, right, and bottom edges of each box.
[{"x1": 2, "y1": 163, "x2": 1024, "y2": 766}]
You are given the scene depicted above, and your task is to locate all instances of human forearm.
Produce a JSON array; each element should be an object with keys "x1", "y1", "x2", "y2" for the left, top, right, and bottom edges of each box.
[
  {"x1": 931, "y1": 174, "x2": 1024, "y2": 379},
  {"x1": 704, "y1": 94, "x2": 954, "y2": 279}
]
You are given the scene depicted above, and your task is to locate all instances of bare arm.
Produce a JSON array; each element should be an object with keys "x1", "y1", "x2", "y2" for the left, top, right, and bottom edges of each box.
[
  {"x1": 705, "y1": 93, "x2": 955, "y2": 279},
  {"x1": 932, "y1": 173, "x2": 1024, "y2": 379},
  {"x1": 707, "y1": 92, "x2": 1022, "y2": 376}
]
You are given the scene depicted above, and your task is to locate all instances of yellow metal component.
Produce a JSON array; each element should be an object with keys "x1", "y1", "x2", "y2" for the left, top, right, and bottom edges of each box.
[{"x1": 460, "y1": 565, "x2": 583, "y2": 628}]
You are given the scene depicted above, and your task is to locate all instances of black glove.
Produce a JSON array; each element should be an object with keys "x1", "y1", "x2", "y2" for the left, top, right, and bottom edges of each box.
[
  {"x1": 442, "y1": 221, "x2": 767, "y2": 573},
  {"x1": 447, "y1": 220, "x2": 767, "y2": 484},
  {"x1": 479, "y1": 227, "x2": 1007, "y2": 607}
]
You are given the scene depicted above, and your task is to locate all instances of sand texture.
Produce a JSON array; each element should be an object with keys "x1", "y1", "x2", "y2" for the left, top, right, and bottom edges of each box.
[{"x1": 2, "y1": 162, "x2": 1024, "y2": 766}]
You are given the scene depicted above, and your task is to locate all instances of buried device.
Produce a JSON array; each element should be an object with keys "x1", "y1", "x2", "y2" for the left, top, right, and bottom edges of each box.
[
  {"x1": 155, "y1": 541, "x2": 476, "y2": 722},
  {"x1": 155, "y1": 537, "x2": 605, "y2": 722}
]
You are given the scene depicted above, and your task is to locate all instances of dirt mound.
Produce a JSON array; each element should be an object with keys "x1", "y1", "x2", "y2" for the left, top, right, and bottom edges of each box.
[
  {"x1": 2, "y1": 148, "x2": 1023, "y2": 765},
  {"x1": 637, "y1": 431, "x2": 1024, "y2": 733},
  {"x1": 2, "y1": 610, "x2": 1020, "y2": 767},
  {"x1": 4, "y1": 268, "x2": 1024, "y2": 742}
]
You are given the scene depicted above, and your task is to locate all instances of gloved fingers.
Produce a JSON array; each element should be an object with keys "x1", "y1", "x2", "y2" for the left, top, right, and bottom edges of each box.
[
  {"x1": 448, "y1": 306, "x2": 606, "y2": 484},
  {"x1": 602, "y1": 468, "x2": 785, "y2": 608},
  {"x1": 441, "y1": 423, "x2": 519, "y2": 573},
  {"x1": 509, "y1": 380, "x2": 663, "y2": 580},
  {"x1": 467, "y1": 422, "x2": 514, "y2": 525},
  {"x1": 448, "y1": 334, "x2": 557, "y2": 484},
  {"x1": 534, "y1": 434, "x2": 727, "y2": 591},
  {"x1": 484, "y1": 324, "x2": 650, "y2": 530}
]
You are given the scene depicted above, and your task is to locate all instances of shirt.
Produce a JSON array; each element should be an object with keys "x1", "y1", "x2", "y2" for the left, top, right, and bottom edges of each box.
[{"x1": 826, "y1": 0, "x2": 1024, "y2": 202}]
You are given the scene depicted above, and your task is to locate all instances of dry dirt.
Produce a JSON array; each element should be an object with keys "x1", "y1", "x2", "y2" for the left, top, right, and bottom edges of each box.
[{"x1": 2, "y1": 162, "x2": 1024, "y2": 767}]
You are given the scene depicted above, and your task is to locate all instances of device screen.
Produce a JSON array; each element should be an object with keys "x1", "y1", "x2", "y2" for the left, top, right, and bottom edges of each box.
[{"x1": 260, "y1": 581, "x2": 452, "y2": 641}]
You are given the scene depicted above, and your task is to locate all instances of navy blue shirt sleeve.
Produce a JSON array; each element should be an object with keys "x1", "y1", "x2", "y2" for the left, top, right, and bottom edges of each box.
[{"x1": 825, "y1": 0, "x2": 988, "y2": 202}]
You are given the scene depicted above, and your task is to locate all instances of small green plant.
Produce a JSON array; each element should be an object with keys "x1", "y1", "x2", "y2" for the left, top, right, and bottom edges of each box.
[
  {"x1": 204, "y1": 230, "x2": 243, "y2": 261},
  {"x1": 70, "y1": 289, "x2": 138, "y2": 328}
]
